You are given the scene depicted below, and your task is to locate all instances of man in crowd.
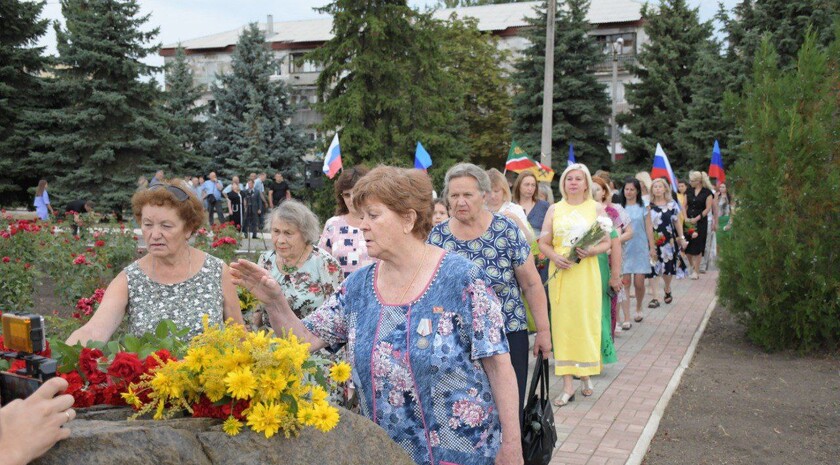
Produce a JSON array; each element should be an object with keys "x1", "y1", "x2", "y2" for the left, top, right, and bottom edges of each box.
[
  {"x1": 202, "y1": 172, "x2": 225, "y2": 225},
  {"x1": 65, "y1": 199, "x2": 94, "y2": 236},
  {"x1": 268, "y1": 172, "x2": 291, "y2": 209}
]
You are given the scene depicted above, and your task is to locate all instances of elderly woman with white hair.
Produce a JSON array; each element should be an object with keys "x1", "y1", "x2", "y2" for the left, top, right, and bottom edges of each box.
[
  {"x1": 428, "y1": 162, "x2": 551, "y2": 428},
  {"x1": 538, "y1": 164, "x2": 611, "y2": 406},
  {"x1": 254, "y1": 200, "x2": 343, "y2": 327}
]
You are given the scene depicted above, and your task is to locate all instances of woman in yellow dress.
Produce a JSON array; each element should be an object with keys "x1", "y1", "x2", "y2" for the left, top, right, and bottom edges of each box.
[{"x1": 538, "y1": 164, "x2": 612, "y2": 406}]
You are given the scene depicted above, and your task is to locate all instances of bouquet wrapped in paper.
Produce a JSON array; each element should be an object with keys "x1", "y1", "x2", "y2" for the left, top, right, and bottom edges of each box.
[{"x1": 563, "y1": 216, "x2": 613, "y2": 263}]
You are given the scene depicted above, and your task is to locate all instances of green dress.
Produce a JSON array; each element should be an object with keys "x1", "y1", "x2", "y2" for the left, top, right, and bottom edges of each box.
[{"x1": 598, "y1": 229, "x2": 618, "y2": 365}]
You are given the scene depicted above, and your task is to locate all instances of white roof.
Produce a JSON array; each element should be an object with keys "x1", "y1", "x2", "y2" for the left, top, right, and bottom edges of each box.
[{"x1": 163, "y1": 0, "x2": 643, "y2": 51}]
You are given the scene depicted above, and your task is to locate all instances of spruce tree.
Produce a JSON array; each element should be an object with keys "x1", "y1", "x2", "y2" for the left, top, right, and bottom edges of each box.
[
  {"x1": 511, "y1": 0, "x2": 610, "y2": 172},
  {"x1": 31, "y1": 0, "x2": 178, "y2": 211},
  {"x1": 163, "y1": 46, "x2": 209, "y2": 176},
  {"x1": 202, "y1": 23, "x2": 307, "y2": 180},
  {"x1": 718, "y1": 30, "x2": 840, "y2": 351},
  {"x1": 617, "y1": 0, "x2": 712, "y2": 169},
  {"x1": 307, "y1": 0, "x2": 466, "y2": 177},
  {"x1": 0, "y1": 0, "x2": 49, "y2": 205},
  {"x1": 438, "y1": 15, "x2": 511, "y2": 168},
  {"x1": 674, "y1": 43, "x2": 735, "y2": 170}
]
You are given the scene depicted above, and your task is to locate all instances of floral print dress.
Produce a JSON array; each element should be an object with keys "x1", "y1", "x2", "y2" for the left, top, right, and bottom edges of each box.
[
  {"x1": 302, "y1": 253, "x2": 510, "y2": 465},
  {"x1": 257, "y1": 246, "x2": 343, "y2": 322},
  {"x1": 647, "y1": 201, "x2": 687, "y2": 278}
]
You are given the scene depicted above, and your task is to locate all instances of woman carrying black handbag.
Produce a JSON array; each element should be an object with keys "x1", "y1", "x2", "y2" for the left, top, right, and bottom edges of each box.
[{"x1": 522, "y1": 352, "x2": 557, "y2": 465}]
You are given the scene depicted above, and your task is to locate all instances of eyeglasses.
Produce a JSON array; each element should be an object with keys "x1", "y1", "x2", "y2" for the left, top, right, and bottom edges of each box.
[{"x1": 149, "y1": 184, "x2": 190, "y2": 202}]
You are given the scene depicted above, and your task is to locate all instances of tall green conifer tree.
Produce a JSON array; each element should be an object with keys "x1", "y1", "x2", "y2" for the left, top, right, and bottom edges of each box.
[
  {"x1": 163, "y1": 46, "x2": 209, "y2": 176},
  {"x1": 202, "y1": 23, "x2": 308, "y2": 180},
  {"x1": 511, "y1": 0, "x2": 610, "y2": 171},
  {"x1": 307, "y1": 0, "x2": 466, "y2": 174},
  {"x1": 32, "y1": 0, "x2": 177, "y2": 211},
  {"x1": 617, "y1": 0, "x2": 712, "y2": 169},
  {"x1": 0, "y1": 0, "x2": 49, "y2": 205}
]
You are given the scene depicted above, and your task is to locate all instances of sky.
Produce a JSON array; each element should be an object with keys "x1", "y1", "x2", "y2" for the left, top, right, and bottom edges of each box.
[{"x1": 34, "y1": 0, "x2": 738, "y2": 79}]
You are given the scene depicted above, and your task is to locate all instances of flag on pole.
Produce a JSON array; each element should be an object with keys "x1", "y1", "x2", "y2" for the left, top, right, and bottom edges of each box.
[
  {"x1": 708, "y1": 140, "x2": 725, "y2": 183},
  {"x1": 505, "y1": 141, "x2": 554, "y2": 182},
  {"x1": 650, "y1": 143, "x2": 678, "y2": 194},
  {"x1": 567, "y1": 143, "x2": 576, "y2": 167},
  {"x1": 414, "y1": 142, "x2": 432, "y2": 171},
  {"x1": 322, "y1": 133, "x2": 342, "y2": 179}
]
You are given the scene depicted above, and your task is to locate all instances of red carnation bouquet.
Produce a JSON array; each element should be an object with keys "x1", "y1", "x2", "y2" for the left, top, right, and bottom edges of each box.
[
  {"x1": 684, "y1": 220, "x2": 698, "y2": 239},
  {"x1": 50, "y1": 320, "x2": 189, "y2": 408}
]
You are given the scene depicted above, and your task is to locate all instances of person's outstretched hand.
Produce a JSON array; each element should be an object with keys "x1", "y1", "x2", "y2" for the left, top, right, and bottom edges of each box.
[
  {"x1": 0, "y1": 377, "x2": 76, "y2": 465},
  {"x1": 230, "y1": 259, "x2": 284, "y2": 303}
]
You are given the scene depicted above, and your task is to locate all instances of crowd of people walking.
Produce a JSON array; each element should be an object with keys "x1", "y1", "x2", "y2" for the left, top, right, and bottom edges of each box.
[{"x1": 29, "y1": 158, "x2": 731, "y2": 465}]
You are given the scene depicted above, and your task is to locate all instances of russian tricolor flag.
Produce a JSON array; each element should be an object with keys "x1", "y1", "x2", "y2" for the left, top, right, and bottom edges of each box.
[
  {"x1": 708, "y1": 140, "x2": 725, "y2": 183},
  {"x1": 650, "y1": 143, "x2": 678, "y2": 193},
  {"x1": 414, "y1": 142, "x2": 432, "y2": 171},
  {"x1": 322, "y1": 133, "x2": 342, "y2": 179}
]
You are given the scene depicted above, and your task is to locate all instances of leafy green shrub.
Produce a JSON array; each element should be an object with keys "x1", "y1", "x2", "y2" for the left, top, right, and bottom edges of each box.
[{"x1": 718, "y1": 30, "x2": 840, "y2": 352}]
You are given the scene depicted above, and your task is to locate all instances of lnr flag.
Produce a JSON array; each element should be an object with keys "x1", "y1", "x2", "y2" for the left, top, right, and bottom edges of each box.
[
  {"x1": 322, "y1": 133, "x2": 342, "y2": 179},
  {"x1": 708, "y1": 140, "x2": 725, "y2": 183},
  {"x1": 414, "y1": 142, "x2": 432, "y2": 171},
  {"x1": 505, "y1": 141, "x2": 554, "y2": 182}
]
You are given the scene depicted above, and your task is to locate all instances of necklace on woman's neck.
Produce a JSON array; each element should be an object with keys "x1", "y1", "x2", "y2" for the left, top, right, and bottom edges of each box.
[
  {"x1": 280, "y1": 245, "x2": 311, "y2": 274},
  {"x1": 152, "y1": 247, "x2": 192, "y2": 283},
  {"x1": 396, "y1": 245, "x2": 429, "y2": 304}
]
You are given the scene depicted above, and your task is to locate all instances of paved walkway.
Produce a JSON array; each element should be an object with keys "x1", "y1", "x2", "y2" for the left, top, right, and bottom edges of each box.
[{"x1": 529, "y1": 270, "x2": 718, "y2": 465}]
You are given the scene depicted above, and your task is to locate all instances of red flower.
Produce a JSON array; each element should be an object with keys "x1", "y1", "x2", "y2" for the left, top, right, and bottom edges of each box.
[
  {"x1": 73, "y1": 254, "x2": 88, "y2": 265},
  {"x1": 71, "y1": 389, "x2": 95, "y2": 408},
  {"x1": 1, "y1": 257, "x2": 9, "y2": 263},
  {"x1": 60, "y1": 371, "x2": 85, "y2": 395},
  {"x1": 143, "y1": 349, "x2": 174, "y2": 372},
  {"x1": 107, "y1": 352, "x2": 144, "y2": 384},
  {"x1": 94, "y1": 240, "x2": 105, "y2": 247},
  {"x1": 79, "y1": 348, "x2": 106, "y2": 384}
]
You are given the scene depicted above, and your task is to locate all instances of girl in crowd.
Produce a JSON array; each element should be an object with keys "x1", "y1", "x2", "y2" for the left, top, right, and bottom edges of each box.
[
  {"x1": 538, "y1": 164, "x2": 611, "y2": 405},
  {"x1": 318, "y1": 166, "x2": 375, "y2": 278},
  {"x1": 647, "y1": 178, "x2": 687, "y2": 307},
  {"x1": 33, "y1": 179, "x2": 55, "y2": 220},
  {"x1": 620, "y1": 177, "x2": 654, "y2": 326},
  {"x1": 635, "y1": 171, "x2": 652, "y2": 206},
  {"x1": 715, "y1": 182, "x2": 733, "y2": 254},
  {"x1": 485, "y1": 168, "x2": 534, "y2": 242},
  {"x1": 432, "y1": 198, "x2": 449, "y2": 225},
  {"x1": 684, "y1": 171, "x2": 714, "y2": 279}
]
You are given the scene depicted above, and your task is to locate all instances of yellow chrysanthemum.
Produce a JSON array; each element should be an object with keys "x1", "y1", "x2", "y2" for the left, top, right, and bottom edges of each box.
[
  {"x1": 150, "y1": 364, "x2": 186, "y2": 399},
  {"x1": 296, "y1": 402, "x2": 316, "y2": 425},
  {"x1": 310, "y1": 385, "x2": 328, "y2": 404},
  {"x1": 329, "y1": 362, "x2": 352, "y2": 383},
  {"x1": 223, "y1": 416, "x2": 244, "y2": 436},
  {"x1": 244, "y1": 330, "x2": 272, "y2": 352},
  {"x1": 183, "y1": 346, "x2": 210, "y2": 372},
  {"x1": 258, "y1": 370, "x2": 288, "y2": 402},
  {"x1": 311, "y1": 402, "x2": 340, "y2": 432},
  {"x1": 247, "y1": 402, "x2": 284, "y2": 439},
  {"x1": 224, "y1": 366, "x2": 257, "y2": 400},
  {"x1": 220, "y1": 347, "x2": 252, "y2": 372}
]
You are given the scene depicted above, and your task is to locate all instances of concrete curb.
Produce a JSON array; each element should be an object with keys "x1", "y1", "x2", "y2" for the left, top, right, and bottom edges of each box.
[{"x1": 625, "y1": 296, "x2": 718, "y2": 465}]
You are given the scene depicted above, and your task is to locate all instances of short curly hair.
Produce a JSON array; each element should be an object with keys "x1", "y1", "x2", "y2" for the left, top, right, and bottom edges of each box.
[
  {"x1": 131, "y1": 180, "x2": 205, "y2": 234},
  {"x1": 352, "y1": 166, "x2": 434, "y2": 240}
]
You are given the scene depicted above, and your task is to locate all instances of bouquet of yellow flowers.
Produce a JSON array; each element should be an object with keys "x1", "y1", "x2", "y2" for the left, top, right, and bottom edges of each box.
[{"x1": 123, "y1": 316, "x2": 351, "y2": 438}]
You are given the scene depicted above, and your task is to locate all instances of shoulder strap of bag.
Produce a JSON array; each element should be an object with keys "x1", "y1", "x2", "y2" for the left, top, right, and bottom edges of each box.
[{"x1": 526, "y1": 351, "x2": 545, "y2": 409}]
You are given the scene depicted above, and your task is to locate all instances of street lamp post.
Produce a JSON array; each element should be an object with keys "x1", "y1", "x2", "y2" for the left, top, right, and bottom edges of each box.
[
  {"x1": 540, "y1": 0, "x2": 556, "y2": 170},
  {"x1": 610, "y1": 37, "x2": 624, "y2": 164}
]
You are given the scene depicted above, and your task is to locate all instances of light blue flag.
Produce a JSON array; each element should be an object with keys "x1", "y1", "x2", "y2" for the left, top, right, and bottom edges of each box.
[
  {"x1": 567, "y1": 144, "x2": 576, "y2": 167},
  {"x1": 415, "y1": 142, "x2": 432, "y2": 170}
]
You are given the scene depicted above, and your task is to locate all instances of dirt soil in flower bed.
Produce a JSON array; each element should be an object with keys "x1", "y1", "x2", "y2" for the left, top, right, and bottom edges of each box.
[{"x1": 643, "y1": 306, "x2": 840, "y2": 465}]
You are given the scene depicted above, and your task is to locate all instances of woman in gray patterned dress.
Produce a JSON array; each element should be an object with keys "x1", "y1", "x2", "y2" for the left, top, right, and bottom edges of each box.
[{"x1": 66, "y1": 181, "x2": 245, "y2": 345}]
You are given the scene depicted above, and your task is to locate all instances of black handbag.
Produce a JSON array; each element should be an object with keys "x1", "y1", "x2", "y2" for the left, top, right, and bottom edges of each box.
[{"x1": 522, "y1": 352, "x2": 557, "y2": 465}]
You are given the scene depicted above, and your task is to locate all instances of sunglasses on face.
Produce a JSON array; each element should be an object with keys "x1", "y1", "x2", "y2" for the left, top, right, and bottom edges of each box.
[{"x1": 149, "y1": 184, "x2": 190, "y2": 202}]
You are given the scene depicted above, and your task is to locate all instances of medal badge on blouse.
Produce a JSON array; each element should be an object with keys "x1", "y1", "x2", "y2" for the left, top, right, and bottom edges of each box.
[{"x1": 416, "y1": 318, "x2": 433, "y2": 349}]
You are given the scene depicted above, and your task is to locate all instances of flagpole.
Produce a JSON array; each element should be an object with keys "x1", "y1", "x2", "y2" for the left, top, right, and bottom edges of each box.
[{"x1": 540, "y1": 0, "x2": 556, "y2": 171}]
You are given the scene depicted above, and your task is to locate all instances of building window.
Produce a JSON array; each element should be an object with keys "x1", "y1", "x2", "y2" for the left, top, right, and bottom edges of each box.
[
  {"x1": 288, "y1": 52, "x2": 323, "y2": 74},
  {"x1": 594, "y1": 32, "x2": 637, "y2": 56}
]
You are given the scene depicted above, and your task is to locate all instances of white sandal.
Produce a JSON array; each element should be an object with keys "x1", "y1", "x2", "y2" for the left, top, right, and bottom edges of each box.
[
  {"x1": 554, "y1": 391, "x2": 575, "y2": 407},
  {"x1": 581, "y1": 378, "x2": 594, "y2": 397}
]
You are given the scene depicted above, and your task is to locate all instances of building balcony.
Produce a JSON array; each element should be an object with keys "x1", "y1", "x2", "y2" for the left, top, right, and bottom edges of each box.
[{"x1": 593, "y1": 55, "x2": 637, "y2": 73}]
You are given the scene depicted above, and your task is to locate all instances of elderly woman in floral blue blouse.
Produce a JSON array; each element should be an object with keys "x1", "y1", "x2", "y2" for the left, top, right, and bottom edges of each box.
[
  {"x1": 253, "y1": 200, "x2": 342, "y2": 329},
  {"x1": 232, "y1": 166, "x2": 523, "y2": 465}
]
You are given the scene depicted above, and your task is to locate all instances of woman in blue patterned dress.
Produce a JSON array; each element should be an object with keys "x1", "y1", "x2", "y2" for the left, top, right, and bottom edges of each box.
[
  {"x1": 646, "y1": 178, "x2": 687, "y2": 306},
  {"x1": 620, "y1": 177, "x2": 655, "y2": 325},
  {"x1": 232, "y1": 166, "x2": 523, "y2": 465},
  {"x1": 428, "y1": 163, "x2": 551, "y2": 429}
]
